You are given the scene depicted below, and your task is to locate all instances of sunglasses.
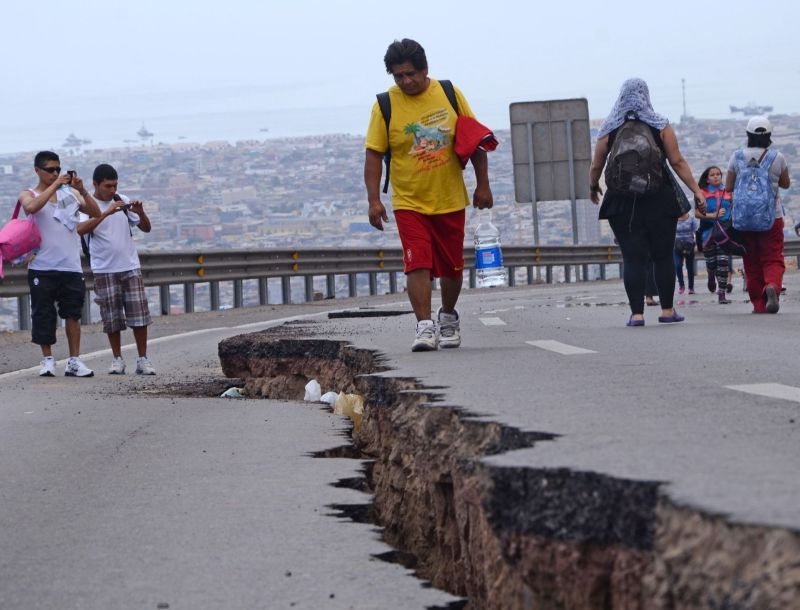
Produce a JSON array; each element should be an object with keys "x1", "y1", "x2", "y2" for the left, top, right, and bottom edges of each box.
[{"x1": 38, "y1": 166, "x2": 62, "y2": 174}]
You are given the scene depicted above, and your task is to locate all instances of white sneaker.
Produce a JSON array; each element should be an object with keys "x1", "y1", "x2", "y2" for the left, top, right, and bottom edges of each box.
[
  {"x1": 65, "y1": 357, "x2": 94, "y2": 378},
  {"x1": 39, "y1": 356, "x2": 56, "y2": 377},
  {"x1": 109, "y1": 357, "x2": 126, "y2": 375},
  {"x1": 411, "y1": 320, "x2": 438, "y2": 352},
  {"x1": 437, "y1": 307, "x2": 461, "y2": 349},
  {"x1": 136, "y1": 356, "x2": 156, "y2": 375}
]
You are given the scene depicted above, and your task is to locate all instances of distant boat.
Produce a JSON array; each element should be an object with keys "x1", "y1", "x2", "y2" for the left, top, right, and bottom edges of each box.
[
  {"x1": 137, "y1": 124, "x2": 154, "y2": 139},
  {"x1": 63, "y1": 133, "x2": 91, "y2": 148},
  {"x1": 730, "y1": 104, "x2": 774, "y2": 116}
]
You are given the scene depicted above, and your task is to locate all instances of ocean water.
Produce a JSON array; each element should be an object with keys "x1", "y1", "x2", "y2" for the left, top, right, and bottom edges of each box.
[
  {"x1": 0, "y1": 105, "x2": 374, "y2": 156},
  {"x1": 0, "y1": 91, "x2": 520, "y2": 157}
]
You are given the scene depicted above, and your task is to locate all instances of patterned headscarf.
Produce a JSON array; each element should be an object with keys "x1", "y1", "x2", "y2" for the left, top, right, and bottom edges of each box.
[{"x1": 597, "y1": 78, "x2": 669, "y2": 138}]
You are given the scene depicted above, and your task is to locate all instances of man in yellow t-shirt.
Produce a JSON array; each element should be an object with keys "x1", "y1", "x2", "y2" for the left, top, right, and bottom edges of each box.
[{"x1": 364, "y1": 38, "x2": 493, "y2": 352}]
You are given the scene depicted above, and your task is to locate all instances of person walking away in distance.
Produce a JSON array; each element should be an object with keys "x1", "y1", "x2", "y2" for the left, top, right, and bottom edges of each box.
[
  {"x1": 696, "y1": 166, "x2": 733, "y2": 304},
  {"x1": 589, "y1": 78, "x2": 705, "y2": 327},
  {"x1": 77, "y1": 164, "x2": 156, "y2": 375},
  {"x1": 674, "y1": 212, "x2": 698, "y2": 295},
  {"x1": 724, "y1": 116, "x2": 790, "y2": 313},
  {"x1": 364, "y1": 38, "x2": 493, "y2": 351},
  {"x1": 18, "y1": 151, "x2": 101, "y2": 377}
]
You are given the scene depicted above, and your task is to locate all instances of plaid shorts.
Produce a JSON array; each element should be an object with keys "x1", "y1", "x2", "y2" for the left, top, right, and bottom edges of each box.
[{"x1": 93, "y1": 269, "x2": 152, "y2": 334}]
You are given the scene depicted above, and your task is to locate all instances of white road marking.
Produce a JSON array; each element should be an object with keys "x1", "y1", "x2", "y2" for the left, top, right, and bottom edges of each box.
[
  {"x1": 479, "y1": 317, "x2": 506, "y2": 326},
  {"x1": 525, "y1": 340, "x2": 596, "y2": 355},
  {"x1": 0, "y1": 307, "x2": 370, "y2": 382},
  {"x1": 726, "y1": 383, "x2": 800, "y2": 403}
]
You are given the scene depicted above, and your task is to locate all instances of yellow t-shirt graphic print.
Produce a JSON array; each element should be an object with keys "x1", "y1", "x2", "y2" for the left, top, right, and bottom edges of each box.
[
  {"x1": 365, "y1": 79, "x2": 474, "y2": 215},
  {"x1": 406, "y1": 107, "x2": 452, "y2": 171}
]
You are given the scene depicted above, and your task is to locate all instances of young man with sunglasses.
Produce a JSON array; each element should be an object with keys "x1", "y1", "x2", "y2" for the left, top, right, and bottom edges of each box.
[{"x1": 18, "y1": 151, "x2": 101, "y2": 377}]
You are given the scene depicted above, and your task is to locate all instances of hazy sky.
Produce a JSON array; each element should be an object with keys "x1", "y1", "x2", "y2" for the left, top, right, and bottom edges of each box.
[{"x1": 3, "y1": 0, "x2": 798, "y2": 150}]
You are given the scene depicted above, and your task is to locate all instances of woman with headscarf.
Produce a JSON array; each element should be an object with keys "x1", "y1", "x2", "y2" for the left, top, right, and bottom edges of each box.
[{"x1": 589, "y1": 78, "x2": 705, "y2": 327}]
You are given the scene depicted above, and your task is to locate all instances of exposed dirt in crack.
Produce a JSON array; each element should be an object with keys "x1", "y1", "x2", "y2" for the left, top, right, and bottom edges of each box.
[
  {"x1": 197, "y1": 324, "x2": 800, "y2": 609},
  {"x1": 136, "y1": 375, "x2": 244, "y2": 397}
]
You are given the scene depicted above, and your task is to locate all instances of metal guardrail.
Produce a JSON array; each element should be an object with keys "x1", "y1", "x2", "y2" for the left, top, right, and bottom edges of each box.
[{"x1": 3, "y1": 243, "x2": 800, "y2": 331}]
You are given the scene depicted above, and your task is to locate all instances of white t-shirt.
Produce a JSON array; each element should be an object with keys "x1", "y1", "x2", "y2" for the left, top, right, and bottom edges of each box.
[
  {"x1": 29, "y1": 187, "x2": 83, "y2": 273},
  {"x1": 727, "y1": 147, "x2": 789, "y2": 218},
  {"x1": 81, "y1": 194, "x2": 142, "y2": 273}
]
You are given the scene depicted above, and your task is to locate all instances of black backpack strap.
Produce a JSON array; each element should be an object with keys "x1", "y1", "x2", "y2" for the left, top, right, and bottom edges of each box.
[
  {"x1": 439, "y1": 79, "x2": 459, "y2": 115},
  {"x1": 376, "y1": 92, "x2": 392, "y2": 194},
  {"x1": 80, "y1": 233, "x2": 91, "y2": 261}
]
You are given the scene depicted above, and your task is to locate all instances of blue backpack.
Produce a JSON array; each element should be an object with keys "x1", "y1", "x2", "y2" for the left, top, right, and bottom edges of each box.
[{"x1": 731, "y1": 148, "x2": 778, "y2": 231}]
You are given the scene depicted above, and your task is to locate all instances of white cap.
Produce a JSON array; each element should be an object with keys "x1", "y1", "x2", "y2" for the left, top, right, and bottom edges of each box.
[{"x1": 746, "y1": 115, "x2": 772, "y2": 134}]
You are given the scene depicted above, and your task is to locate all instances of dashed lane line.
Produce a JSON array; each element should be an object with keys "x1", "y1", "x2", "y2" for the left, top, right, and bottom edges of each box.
[
  {"x1": 479, "y1": 317, "x2": 507, "y2": 326},
  {"x1": 525, "y1": 340, "x2": 597, "y2": 355},
  {"x1": 726, "y1": 383, "x2": 800, "y2": 404}
]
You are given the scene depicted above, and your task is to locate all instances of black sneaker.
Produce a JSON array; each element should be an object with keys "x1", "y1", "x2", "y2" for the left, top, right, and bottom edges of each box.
[{"x1": 765, "y1": 286, "x2": 780, "y2": 314}]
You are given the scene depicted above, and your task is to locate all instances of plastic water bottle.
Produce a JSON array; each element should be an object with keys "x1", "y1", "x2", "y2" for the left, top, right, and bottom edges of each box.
[{"x1": 474, "y1": 210, "x2": 507, "y2": 288}]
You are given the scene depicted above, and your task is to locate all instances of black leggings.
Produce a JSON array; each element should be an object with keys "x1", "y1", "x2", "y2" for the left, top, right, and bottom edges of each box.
[{"x1": 609, "y1": 209, "x2": 678, "y2": 315}]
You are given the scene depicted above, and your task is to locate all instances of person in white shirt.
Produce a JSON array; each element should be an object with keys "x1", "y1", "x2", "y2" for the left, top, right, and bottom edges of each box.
[
  {"x1": 19, "y1": 151, "x2": 101, "y2": 377},
  {"x1": 77, "y1": 164, "x2": 156, "y2": 375},
  {"x1": 724, "y1": 116, "x2": 791, "y2": 314}
]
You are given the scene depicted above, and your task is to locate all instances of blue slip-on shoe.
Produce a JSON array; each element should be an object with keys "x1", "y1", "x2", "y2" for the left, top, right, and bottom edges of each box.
[
  {"x1": 626, "y1": 316, "x2": 645, "y2": 327},
  {"x1": 658, "y1": 310, "x2": 685, "y2": 323}
]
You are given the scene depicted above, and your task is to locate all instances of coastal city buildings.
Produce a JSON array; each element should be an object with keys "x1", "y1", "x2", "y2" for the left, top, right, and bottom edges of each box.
[{"x1": 0, "y1": 117, "x2": 796, "y2": 254}]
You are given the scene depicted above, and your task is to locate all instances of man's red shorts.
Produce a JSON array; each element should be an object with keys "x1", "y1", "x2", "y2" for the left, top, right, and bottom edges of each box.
[{"x1": 394, "y1": 209, "x2": 465, "y2": 279}]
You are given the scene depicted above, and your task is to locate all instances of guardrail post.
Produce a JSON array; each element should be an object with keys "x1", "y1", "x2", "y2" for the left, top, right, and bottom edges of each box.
[
  {"x1": 17, "y1": 295, "x2": 30, "y2": 331},
  {"x1": 468, "y1": 268, "x2": 477, "y2": 288},
  {"x1": 368, "y1": 272, "x2": 378, "y2": 296},
  {"x1": 184, "y1": 283, "x2": 195, "y2": 313},
  {"x1": 234, "y1": 280, "x2": 243, "y2": 308},
  {"x1": 159, "y1": 285, "x2": 171, "y2": 315},
  {"x1": 527, "y1": 266, "x2": 534, "y2": 285},
  {"x1": 259, "y1": 278, "x2": 268, "y2": 305},
  {"x1": 210, "y1": 281, "x2": 220, "y2": 311},
  {"x1": 582, "y1": 264, "x2": 589, "y2": 281},
  {"x1": 388, "y1": 272, "x2": 398, "y2": 294},
  {"x1": 348, "y1": 273, "x2": 357, "y2": 297},
  {"x1": 508, "y1": 267, "x2": 516, "y2": 287},
  {"x1": 281, "y1": 277, "x2": 291, "y2": 304},
  {"x1": 326, "y1": 274, "x2": 335, "y2": 299},
  {"x1": 304, "y1": 276, "x2": 314, "y2": 302},
  {"x1": 599, "y1": 264, "x2": 607, "y2": 280},
  {"x1": 82, "y1": 289, "x2": 92, "y2": 325},
  {"x1": 546, "y1": 266, "x2": 553, "y2": 284}
]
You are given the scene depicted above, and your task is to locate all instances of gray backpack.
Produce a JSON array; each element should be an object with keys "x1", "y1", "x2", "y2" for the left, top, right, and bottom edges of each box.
[{"x1": 605, "y1": 111, "x2": 663, "y2": 196}]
